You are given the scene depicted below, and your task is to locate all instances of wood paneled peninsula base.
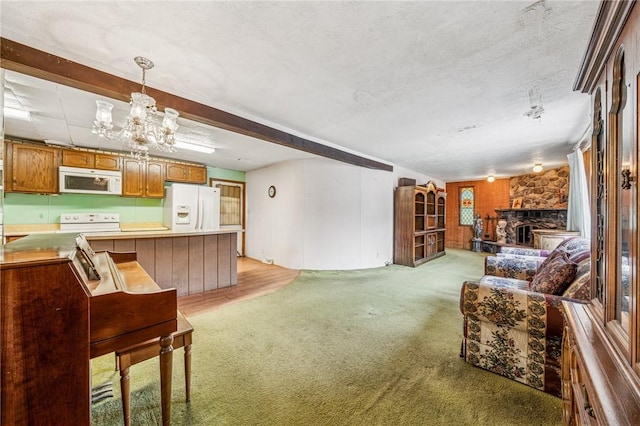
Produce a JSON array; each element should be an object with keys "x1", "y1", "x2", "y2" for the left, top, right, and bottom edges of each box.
[{"x1": 88, "y1": 229, "x2": 239, "y2": 296}]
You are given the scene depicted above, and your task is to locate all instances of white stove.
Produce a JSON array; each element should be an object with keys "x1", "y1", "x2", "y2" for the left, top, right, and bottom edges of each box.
[{"x1": 59, "y1": 212, "x2": 121, "y2": 233}]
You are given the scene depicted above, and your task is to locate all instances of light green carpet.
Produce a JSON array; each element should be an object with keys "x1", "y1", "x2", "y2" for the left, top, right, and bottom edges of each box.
[{"x1": 91, "y1": 248, "x2": 561, "y2": 425}]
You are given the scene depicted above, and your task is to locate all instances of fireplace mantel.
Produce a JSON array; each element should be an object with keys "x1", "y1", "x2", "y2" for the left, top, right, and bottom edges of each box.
[{"x1": 495, "y1": 208, "x2": 567, "y2": 213}]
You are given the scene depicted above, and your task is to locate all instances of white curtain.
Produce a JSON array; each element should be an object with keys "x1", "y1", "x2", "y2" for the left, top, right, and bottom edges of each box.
[{"x1": 567, "y1": 149, "x2": 591, "y2": 239}]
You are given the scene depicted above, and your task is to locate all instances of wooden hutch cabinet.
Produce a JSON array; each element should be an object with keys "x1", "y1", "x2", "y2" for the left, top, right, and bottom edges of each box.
[
  {"x1": 394, "y1": 180, "x2": 446, "y2": 267},
  {"x1": 562, "y1": 2, "x2": 640, "y2": 424}
]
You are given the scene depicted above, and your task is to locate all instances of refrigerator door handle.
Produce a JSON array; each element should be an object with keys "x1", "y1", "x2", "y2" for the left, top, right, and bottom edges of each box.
[{"x1": 196, "y1": 195, "x2": 202, "y2": 230}]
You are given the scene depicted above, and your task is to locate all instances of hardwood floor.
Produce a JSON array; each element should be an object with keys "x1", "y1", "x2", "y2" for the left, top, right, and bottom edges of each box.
[{"x1": 177, "y1": 257, "x2": 300, "y2": 317}]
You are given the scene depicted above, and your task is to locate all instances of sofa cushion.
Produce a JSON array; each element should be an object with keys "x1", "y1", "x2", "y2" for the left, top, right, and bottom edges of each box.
[
  {"x1": 568, "y1": 250, "x2": 590, "y2": 264},
  {"x1": 536, "y1": 248, "x2": 564, "y2": 272},
  {"x1": 479, "y1": 274, "x2": 530, "y2": 290},
  {"x1": 529, "y1": 252, "x2": 577, "y2": 295},
  {"x1": 562, "y1": 269, "x2": 591, "y2": 300}
]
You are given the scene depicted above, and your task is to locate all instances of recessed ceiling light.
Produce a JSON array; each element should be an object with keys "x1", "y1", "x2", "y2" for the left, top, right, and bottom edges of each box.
[
  {"x1": 487, "y1": 175, "x2": 495, "y2": 183},
  {"x1": 532, "y1": 163, "x2": 543, "y2": 173},
  {"x1": 3, "y1": 107, "x2": 31, "y2": 121}
]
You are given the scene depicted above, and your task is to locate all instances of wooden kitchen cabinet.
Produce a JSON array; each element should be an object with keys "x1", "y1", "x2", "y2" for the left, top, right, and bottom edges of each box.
[
  {"x1": 188, "y1": 165, "x2": 207, "y2": 183},
  {"x1": 5, "y1": 141, "x2": 59, "y2": 193},
  {"x1": 94, "y1": 153, "x2": 120, "y2": 171},
  {"x1": 146, "y1": 160, "x2": 165, "y2": 197},
  {"x1": 122, "y1": 158, "x2": 164, "y2": 198},
  {"x1": 122, "y1": 158, "x2": 143, "y2": 197},
  {"x1": 4, "y1": 139, "x2": 208, "y2": 196},
  {"x1": 62, "y1": 149, "x2": 121, "y2": 171},
  {"x1": 165, "y1": 163, "x2": 187, "y2": 182},
  {"x1": 165, "y1": 162, "x2": 207, "y2": 184},
  {"x1": 62, "y1": 149, "x2": 93, "y2": 168}
]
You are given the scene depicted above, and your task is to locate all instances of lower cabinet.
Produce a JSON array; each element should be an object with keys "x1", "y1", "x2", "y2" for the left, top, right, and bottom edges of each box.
[
  {"x1": 562, "y1": 302, "x2": 640, "y2": 424},
  {"x1": 413, "y1": 231, "x2": 445, "y2": 265},
  {"x1": 89, "y1": 233, "x2": 238, "y2": 296}
]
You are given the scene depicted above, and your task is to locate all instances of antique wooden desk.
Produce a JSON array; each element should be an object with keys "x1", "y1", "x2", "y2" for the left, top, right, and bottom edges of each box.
[{"x1": 0, "y1": 233, "x2": 177, "y2": 425}]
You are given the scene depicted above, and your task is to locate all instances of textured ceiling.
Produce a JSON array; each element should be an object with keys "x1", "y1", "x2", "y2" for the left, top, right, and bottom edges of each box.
[{"x1": 0, "y1": 1, "x2": 599, "y2": 181}]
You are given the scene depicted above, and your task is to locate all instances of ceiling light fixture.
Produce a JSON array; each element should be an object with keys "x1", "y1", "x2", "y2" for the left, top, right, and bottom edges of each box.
[
  {"x1": 487, "y1": 175, "x2": 495, "y2": 183},
  {"x1": 92, "y1": 56, "x2": 180, "y2": 161},
  {"x1": 532, "y1": 163, "x2": 543, "y2": 173},
  {"x1": 175, "y1": 141, "x2": 216, "y2": 154},
  {"x1": 3, "y1": 107, "x2": 31, "y2": 121}
]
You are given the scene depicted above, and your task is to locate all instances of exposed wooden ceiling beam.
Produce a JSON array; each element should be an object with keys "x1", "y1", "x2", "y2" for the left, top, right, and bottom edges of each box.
[{"x1": 1, "y1": 38, "x2": 393, "y2": 172}]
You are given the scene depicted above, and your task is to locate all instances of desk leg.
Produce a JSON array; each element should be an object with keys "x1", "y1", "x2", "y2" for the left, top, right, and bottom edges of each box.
[
  {"x1": 119, "y1": 364, "x2": 131, "y2": 426},
  {"x1": 184, "y1": 343, "x2": 192, "y2": 402},
  {"x1": 159, "y1": 334, "x2": 174, "y2": 426}
]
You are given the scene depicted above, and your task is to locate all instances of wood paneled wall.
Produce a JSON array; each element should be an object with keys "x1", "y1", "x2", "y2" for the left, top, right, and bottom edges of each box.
[{"x1": 445, "y1": 179, "x2": 510, "y2": 249}]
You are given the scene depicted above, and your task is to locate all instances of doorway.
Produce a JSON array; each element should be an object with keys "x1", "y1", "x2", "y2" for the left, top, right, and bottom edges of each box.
[{"x1": 210, "y1": 178, "x2": 245, "y2": 256}]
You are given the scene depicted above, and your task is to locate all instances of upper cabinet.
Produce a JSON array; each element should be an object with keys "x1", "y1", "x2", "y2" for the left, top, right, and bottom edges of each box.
[
  {"x1": 61, "y1": 149, "x2": 121, "y2": 171},
  {"x1": 4, "y1": 139, "x2": 208, "y2": 197},
  {"x1": 165, "y1": 163, "x2": 207, "y2": 184},
  {"x1": 5, "y1": 141, "x2": 59, "y2": 194},
  {"x1": 122, "y1": 158, "x2": 165, "y2": 198}
]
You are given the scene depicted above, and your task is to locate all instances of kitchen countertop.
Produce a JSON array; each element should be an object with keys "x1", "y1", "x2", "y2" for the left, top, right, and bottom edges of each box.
[
  {"x1": 3, "y1": 222, "x2": 242, "y2": 239},
  {"x1": 86, "y1": 227, "x2": 241, "y2": 240}
]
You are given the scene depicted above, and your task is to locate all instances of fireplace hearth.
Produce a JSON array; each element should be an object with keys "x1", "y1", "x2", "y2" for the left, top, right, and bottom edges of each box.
[
  {"x1": 495, "y1": 208, "x2": 567, "y2": 246},
  {"x1": 516, "y1": 224, "x2": 535, "y2": 245}
]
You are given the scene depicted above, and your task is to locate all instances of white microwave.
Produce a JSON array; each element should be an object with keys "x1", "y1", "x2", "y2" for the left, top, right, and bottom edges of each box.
[{"x1": 59, "y1": 166, "x2": 122, "y2": 195}]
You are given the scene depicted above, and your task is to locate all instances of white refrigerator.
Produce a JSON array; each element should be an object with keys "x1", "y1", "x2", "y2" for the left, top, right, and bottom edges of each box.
[{"x1": 163, "y1": 183, "x2": 220, "y2": 231}]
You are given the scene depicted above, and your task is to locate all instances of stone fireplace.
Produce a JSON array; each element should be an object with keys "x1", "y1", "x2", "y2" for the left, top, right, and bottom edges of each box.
[{"x1": 496, "y1": 208, "x2": 568, "y2": 246}]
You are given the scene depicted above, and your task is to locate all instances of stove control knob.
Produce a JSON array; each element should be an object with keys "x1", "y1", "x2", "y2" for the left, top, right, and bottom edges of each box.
[
  {"x1": 64, "y1": 215, "x2": 70, "y2": 220},
  {"x1": 73, "y1": 215, "x2": 79, "y2": 220}
]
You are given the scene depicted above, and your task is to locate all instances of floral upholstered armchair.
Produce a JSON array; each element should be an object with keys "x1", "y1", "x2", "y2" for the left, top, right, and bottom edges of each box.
[{"x1": 459, "y1": 237, "x2": 591, "y2": 397}]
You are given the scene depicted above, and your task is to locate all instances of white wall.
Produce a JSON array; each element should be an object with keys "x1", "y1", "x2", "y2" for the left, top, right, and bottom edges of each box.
[{"x1": 246, "y1": 158, "x2": 443, "y2": 270}]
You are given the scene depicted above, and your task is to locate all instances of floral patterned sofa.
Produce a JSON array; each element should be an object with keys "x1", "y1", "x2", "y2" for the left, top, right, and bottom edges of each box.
[{"x1": 459, "y1": 237, "x2": 591, "y2": 397}]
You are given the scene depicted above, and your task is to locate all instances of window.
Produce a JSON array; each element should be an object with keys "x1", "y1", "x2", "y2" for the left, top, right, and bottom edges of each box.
[
  {"x1": 217, "y1": 184, "x2": 242, "y2": 226},
  {"x1": 211, "y1": 178, "x2": 245, "y2": 256},
  {"x1": 459, "y1": 186, "x2": 474, "y2": 226}
]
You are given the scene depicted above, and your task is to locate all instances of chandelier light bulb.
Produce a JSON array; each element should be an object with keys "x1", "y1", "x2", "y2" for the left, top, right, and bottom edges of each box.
[
  {"x1": 162, "y1": 108, "x2": 180, "y2": 132},
  {"x1": 129, "y1": 92, "x2": 150, "y2": 121},
  {"x1": 532, "y1": 163, "x2": 543, "y2": 173},
  {"x1": 95, "y1": 100, "x2": 113, "y2": 125}
]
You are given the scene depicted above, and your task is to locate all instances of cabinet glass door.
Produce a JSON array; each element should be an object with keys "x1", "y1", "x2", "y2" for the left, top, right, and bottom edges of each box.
[
  {"x1": 594, "y1": 88, "x2": 606, "y2": 307},
  {"x1": 437, "y1": 197, "x2": 445, "y2": 229},
  {"x1": 414, "y1": 192, "x2": 425, "y2": 231},
  {"x1": 611, "y1": 51, "x2": 633, "y2": 335}
]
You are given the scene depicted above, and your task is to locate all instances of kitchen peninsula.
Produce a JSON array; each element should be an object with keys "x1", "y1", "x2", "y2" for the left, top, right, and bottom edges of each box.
[{"x1": 4, "y1": 226, "x2": 239, "y2": 296}]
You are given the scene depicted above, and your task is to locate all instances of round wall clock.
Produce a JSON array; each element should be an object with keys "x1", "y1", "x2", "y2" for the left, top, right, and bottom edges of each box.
[{"x1": 268, "y1": 185, "x2": 277, "y2": 198}]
